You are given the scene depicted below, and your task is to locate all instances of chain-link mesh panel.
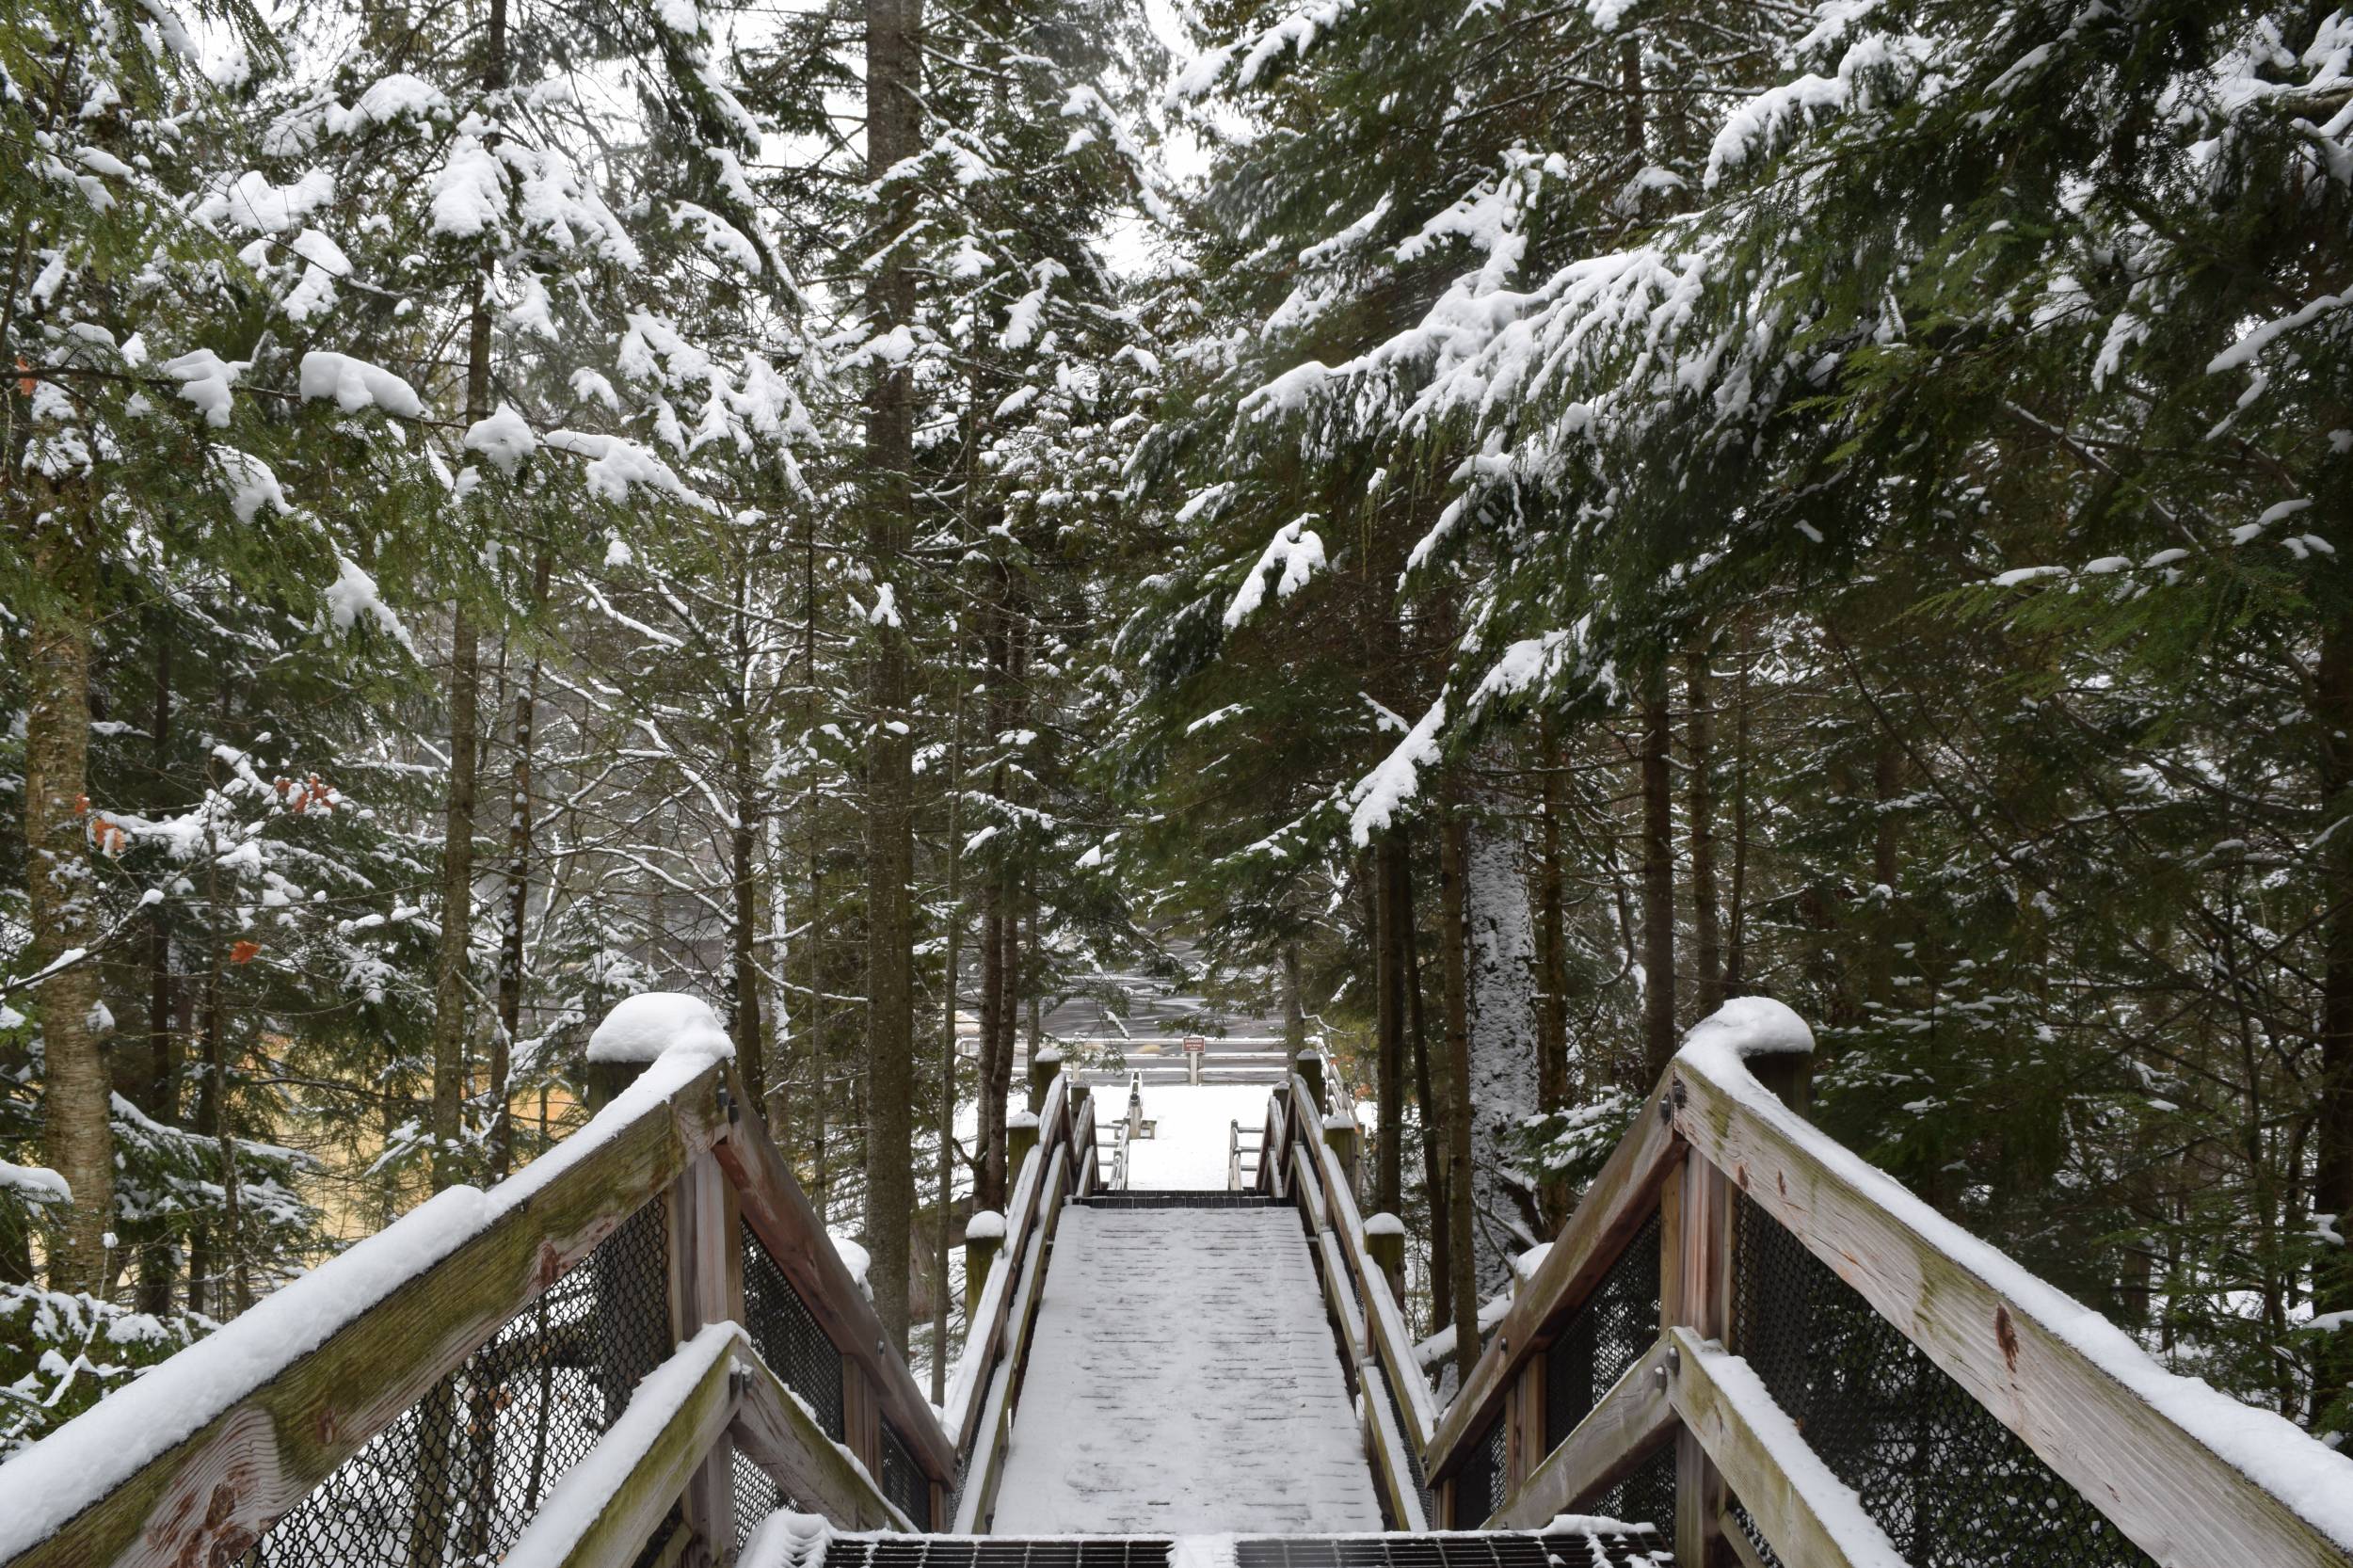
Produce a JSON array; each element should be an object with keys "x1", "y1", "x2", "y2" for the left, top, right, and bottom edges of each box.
[
  {"x1": 1449, "y1": 1410, "x2": 1505, "y2": 1527},
  {"x1": 241, "y1": 1196, "x2": 671, "y2": 1567},
  {"x1": 1734, "y1": 1193, "x2": 2157, "y2": 1568},
  {"x1": 733, "y1": 1444, "x2": 795, "y2": 1549},
  {"x1": 1543, "y1": 1209, "x2": 1662, "y2": 1454},
  {"x1": 881, "y1": 1419, "x2": 927, "y2": 1528},
  {"x1": 744, "y1": 1217, "x2": 847, "y2": 1441},
  {"x1": 1588, "y1": 1438, "x2": 1674, "y2": 1559},
  {"x1": 1379, "y1": 1368, "x2": 1437, "y2": 1526},
  {"x1": 1728, "y1": 1496, "x2": 1784, "y2": 1568}
]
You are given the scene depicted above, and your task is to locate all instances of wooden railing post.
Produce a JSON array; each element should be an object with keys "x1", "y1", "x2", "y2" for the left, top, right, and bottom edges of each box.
[
  {"x1": 668, "y1": 1131, "x2": 743, "y2": 1566},
  {"x1": 1027, "y1": 1046, "x2": 1060, "y2": 1114},
  {"x1": 965, "y1": 1210, "x2": 1004, "y2": 1322},
  {"x1": 1667, "y1": 1130, "x2": 1734, "y2": 1567},
  {"x1": 1365, "y1": 1211, "x2": 1405, "y2": 1303},
  {"x1": 1296, "y1": 1047, "x2": 1327, "y2": 1113},
  {"x1": 1320, "y1": 1108, "x2": 1361, "y2": 1204},
  {"x1": 1007, "y1": 1108, "x2": 1040, "y2": 1184}
]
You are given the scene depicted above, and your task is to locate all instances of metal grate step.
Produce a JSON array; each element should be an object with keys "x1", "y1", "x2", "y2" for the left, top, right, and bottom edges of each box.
[
  {"x1": 821, "y1": 1529, "x2": 1664, "y2": 1568},
  {"x1": 1071, "y1": 1191, "x2": 1283, "y2": 1208}
]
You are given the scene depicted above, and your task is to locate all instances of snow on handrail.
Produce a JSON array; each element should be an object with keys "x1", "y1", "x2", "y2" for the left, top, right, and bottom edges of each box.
[
  {"x1": 1675, "y1": 1001, "x2": 2353, "y2": 1564},
  {"x1": 0, "y1": 1035, "x2": 733, "y2": 1568}
]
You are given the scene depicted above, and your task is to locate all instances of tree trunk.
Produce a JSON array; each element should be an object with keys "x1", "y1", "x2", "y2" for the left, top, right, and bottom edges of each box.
[
  {"x1": 1373, "y1": 836, "x2": 1405, "y2": 1222},
  {"x1": 860, "y1": 0, "x2": 923, "y2": 1354},
  {"x1": 1463, "y1": 808, "x2": 1540, "y2": 1293},
  {"x1": 1726, "y1": 617, "x2": 1753, "y2": 996},
  {"x1": 1535, "y1": 715, "x2": 1570, "y2": 1232},
  {"x1": 1282, "y1": 938, "x2": 1305, "y2": 1065},
  {"x1": 1640, "y1": 667, "x2": 1677, "y2": 1083},
  {"x1": 728, "y1": 573, "x2": 766, "y2": 1107},
  {"x1": 490, "y1": 550, "x2": 550, "y2": 1181},
  {"x1": 1404, "y1": 841, "x2": 1446, "y2": 1336},
  {"x1": 1688, "y1": 646, "x2": 1722, "y2": 1021},
  {"x1": 136, "y1": 633, "x2": 177, "y2": 1312},
  {"x1": 933, "y1": 653, "x2": 967, "y2": 1404},
  {"x1": 976, "y1": 896, "x2": 1006, "y2": 1211},
  {"x1": 2313, "y1": 611, "x2": 2353, "y2": 1429},
  {"x1": 25, "y1": 515, "x2": 113, "y2": 1294},
  {"x1": 434, "y1": 0, "x2": 506, "y2": 1187},
  {"x1": 1437, "y1": 817, "x2": 1481, "y2": 1382}
]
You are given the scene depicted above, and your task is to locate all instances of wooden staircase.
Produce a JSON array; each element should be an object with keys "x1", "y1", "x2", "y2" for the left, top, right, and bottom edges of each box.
[{"x1": 3, "y1": 999, "x2": 2350, "y2": 1568}]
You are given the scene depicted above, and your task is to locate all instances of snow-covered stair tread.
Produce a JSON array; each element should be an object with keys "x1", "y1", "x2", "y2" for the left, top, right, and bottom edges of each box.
[{"x1": 990, "y1": 1207, "x2": 1385, "y2": 1535}]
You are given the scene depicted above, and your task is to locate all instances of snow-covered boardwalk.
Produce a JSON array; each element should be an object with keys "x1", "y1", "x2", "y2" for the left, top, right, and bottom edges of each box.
[{"x1": 990, "y1": 1204, "x2": 1385, "y2": 1535}]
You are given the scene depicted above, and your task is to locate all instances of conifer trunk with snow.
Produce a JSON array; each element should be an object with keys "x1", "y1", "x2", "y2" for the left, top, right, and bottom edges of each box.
[
  {"x1": 1436, "y1": 818, "x2": 1480, "y2": 1376},
  {"x1": 1373, "y1": 836, "x2": 1406, "y2": 1220},
  {"x1": 1639, "y1": 671, "x2": 1676, "y2": 1083},
  {"x1": 1464, "y1": 809, "x2": 1539, "y2": 1296},
  {"x1": 1535, "y1": 716, "x2": 1570, "y2": 1231},
  {"x1": 24, "y1": 509, "x2": 113, "y2": 1294},
  {"x1": 2314, "y1": 612, "x2": 2353, "y2": 1429},
  {"x1": 1688, "y1": 648, "x2": 1723, "y2": 1018},
  {"x1": 860, "y1": 0, "x2": 923, "y2": 1352}
]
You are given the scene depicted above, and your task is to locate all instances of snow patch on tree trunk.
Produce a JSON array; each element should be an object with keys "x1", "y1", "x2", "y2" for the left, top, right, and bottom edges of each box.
[{"x1": 1464, "y1": 810, "x2": 1540, "y2": 1296}]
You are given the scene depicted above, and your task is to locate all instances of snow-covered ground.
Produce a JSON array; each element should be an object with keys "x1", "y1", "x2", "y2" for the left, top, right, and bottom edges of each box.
[
  {"x1": 1082, "y1": 1082, "x2": 1279, "y2": 1189},
  {"x1": 990, "y1": 1206, "x2": 1384, "y2": 1534}
]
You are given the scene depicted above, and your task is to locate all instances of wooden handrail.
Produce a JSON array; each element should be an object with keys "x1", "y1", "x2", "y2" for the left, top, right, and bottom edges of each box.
[
  {"x1": 712, "y1": 1062, "x2": 955, "y2": 1483},
  {"x1": 1437, "y1": 1008, "x2": 2353, "y2": 1568},
  {"x1": 940, "y1": 1072, "x2": 1071, "y2": 1455},
  {"x1": 1661, "y1": 1327, "x2": 1903, "y2": 1568},
  {"x1": 1424, "y1": 1071, "x2": 1679, "y2": 1483},
  {"x1": 0, "y1": 1056, "x2": 733, "y2": 1568},
  {"x1": 1271, "y1": 1071, "x2": 1438, "y2": 1529},
  {"x1": 951, "y1": 1142, "x2": 1071, "y2": 1532},
  {"x1": 1668, "y1": 1041, "x2": 2353, "y2": 1568},
  {"x1": 497, "y1": 1324, "x2": 744, "y2": 1568},
  {"x1": 1485, "y1": 1335, "x2": 1673, "y2": 1530},
  {"x1": 733, "y1": 1340, "x2": 914, "y2": 1532}
]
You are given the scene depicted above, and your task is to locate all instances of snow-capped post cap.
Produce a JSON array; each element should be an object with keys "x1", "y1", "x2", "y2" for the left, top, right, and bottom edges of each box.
[
  {"x1": 1363, "y1": 1210, "x2": 1407, "y2": 1282},
  {"x1": 1006, "y1": 1109, "x2": 1039, "y2": 1131},
  {"x1": 585, "y1": 992, "x2": 736, "y2": 1064},
  {"x1": 1680, "y1": 995, "x2": 1815, "y2": 1113},
  {"x1": 1027, "y1": 1045, "x2": 1060, "y2": 1112},
  {"x1": 1295, "y1": 1047, "x2": 1327, "y2": 1112},
  {"x1": 966, "y1": 1209, "x2": 1005, "y2": 1241}
]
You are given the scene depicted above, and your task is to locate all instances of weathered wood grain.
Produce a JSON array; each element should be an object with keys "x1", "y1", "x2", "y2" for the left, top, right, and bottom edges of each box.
[
  {"x1": 1673, "y1": 1054, "x2": 2353, "y2": 1568},
  {"x1": 1486, "y1": 1339, "x2": 1675, "y2": 1530},
  {"x1": 1673, "y1": 1149, "x2": 1733, "y2": 1568},
  {"x1": 669, "y1": 1150, "x2": 741, "y2": 1563},
  {"x1": 1427, "y1": 1075, "x2": 1679, "y2": 1484},
  {"x1": 11, "y1": 1063, "x2": 728, "y2": 1568},
  {"x1": 712, "y1": 1064, "x2": 954, "y2": 1483}
]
